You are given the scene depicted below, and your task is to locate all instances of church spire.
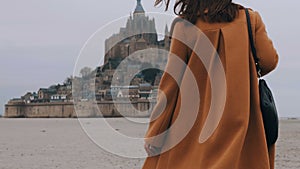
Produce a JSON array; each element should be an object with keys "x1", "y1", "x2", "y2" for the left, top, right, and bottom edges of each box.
[{"x1": 134, "y1": 0, "x2": 145, "y2": 14}]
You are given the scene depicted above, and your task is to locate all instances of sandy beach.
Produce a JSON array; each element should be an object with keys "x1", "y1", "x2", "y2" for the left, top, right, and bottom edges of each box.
[{"x1": 0, "y1": 118, "x2": 299, "y2": 169}]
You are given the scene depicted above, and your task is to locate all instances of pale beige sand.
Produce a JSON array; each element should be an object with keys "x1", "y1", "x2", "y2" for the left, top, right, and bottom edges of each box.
[
  {"x1": 275, "y1": 119, "x2": 300, "y2": 169},
  {"x1": 0, "y1": 118, "x2": 299, "y2": 169}
]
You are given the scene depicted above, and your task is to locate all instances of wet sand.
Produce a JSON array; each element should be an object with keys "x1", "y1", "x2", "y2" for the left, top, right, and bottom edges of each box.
[{"x1": 0, "y1": 118, "x2": 299, "y2": 169}]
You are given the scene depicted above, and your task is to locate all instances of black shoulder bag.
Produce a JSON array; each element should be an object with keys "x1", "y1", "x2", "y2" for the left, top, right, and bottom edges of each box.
[{"x1": 245, "y1": 8, "x2": 279, "y2": 146}]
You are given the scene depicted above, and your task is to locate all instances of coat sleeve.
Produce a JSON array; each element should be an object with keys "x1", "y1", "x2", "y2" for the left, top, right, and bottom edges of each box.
[
  {"x1": 144, "y1": 19, "x2": 189, "y2": 148},
  {"x1": 254, "y1": 11, "x2": 279, "y2": 76}
]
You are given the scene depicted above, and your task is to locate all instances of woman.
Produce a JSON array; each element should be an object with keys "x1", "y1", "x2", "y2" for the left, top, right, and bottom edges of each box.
[{"x1": 143, "y1": 0, "x2": 279, "y2": 169}]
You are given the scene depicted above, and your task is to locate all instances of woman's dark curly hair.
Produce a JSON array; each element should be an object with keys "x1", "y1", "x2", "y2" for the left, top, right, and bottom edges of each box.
[{"x1": 155, "y1": 0, "x2": 240, "y2": 24}]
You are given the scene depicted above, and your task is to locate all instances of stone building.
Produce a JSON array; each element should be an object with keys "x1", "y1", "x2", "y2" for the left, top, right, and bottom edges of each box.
[
  {"x1": 101, "y1": 0, "x2": 170, "y2": 70},
  {"x1": 138, "y1": 83, "x2": 153, "y2": 99},
  {"x1": 38, "y1": 88, "x2": 56, "y2": 102}
]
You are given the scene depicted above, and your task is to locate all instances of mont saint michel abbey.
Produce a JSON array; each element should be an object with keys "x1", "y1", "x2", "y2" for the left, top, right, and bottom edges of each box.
[
  {"x1": 104, "y1": 0, "x2": 170, "y2": 64},
  {"x1": 5, "y1": 0, "x2": 171, "y2": 118},
  {"x1": 97, "y1": 0, "x2": 170, "y2": 90}
]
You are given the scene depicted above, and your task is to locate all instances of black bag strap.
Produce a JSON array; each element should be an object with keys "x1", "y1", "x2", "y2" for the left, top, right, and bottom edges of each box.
[{"x1": 245, "y1": 8, "x2": 262, "y2": 77}]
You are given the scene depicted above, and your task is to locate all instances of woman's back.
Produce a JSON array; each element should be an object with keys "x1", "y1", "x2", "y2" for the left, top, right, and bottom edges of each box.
[
  {"x1": 190, "y1": 6, "x2": 278, "y2": 76},
  {"x1": 143, "y1": 3, "x2": 279, "y2": 169}
]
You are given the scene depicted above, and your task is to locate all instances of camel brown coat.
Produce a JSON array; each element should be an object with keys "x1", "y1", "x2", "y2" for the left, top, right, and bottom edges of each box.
[{"x1": 142, "y1": 7, "x2": 279, "y2": 169}]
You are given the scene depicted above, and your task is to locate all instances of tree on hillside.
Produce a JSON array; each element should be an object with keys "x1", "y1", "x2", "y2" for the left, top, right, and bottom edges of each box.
[
  {"x1": 140, "y1": 63, "x2": 161, "y2": 85},
  {"x1": 80, "y1": 67, "x2": 92, "y2": 79}
]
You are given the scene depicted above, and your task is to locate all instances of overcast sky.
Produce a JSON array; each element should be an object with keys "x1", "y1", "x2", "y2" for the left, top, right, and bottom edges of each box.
[{"x1": 0, "y1": 0, "x2": 299, "y2": 117}]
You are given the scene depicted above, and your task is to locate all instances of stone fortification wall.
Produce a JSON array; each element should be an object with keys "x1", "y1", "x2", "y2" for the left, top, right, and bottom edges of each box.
[{"x1": 4, "y1": 101, "x2": 155, "y2": 118}]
